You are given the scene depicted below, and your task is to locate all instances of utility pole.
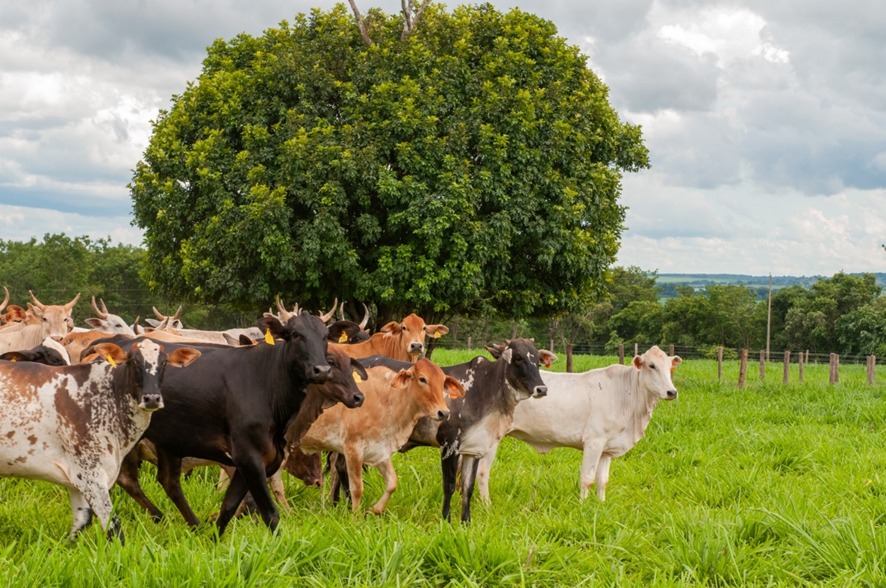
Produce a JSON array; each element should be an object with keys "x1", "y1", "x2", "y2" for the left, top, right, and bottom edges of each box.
[{"x1": 766, "y1": 274, "x2": 772, "y2": 362}]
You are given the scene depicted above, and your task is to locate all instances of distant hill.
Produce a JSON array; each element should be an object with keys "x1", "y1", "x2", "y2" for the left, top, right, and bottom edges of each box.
[{"x1": 654, "y1": 272, "x2": 886, "y2": 300}]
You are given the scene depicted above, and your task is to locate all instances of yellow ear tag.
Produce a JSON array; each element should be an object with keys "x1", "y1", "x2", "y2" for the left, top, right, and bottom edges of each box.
[
  {"x1": 338, "y1": 332, "x2": 349, "y2": 343},
  {"x1": 106, "y1": 355, "x2": 117, "y2": 368},
  {"x1": 264, "y1": 328, "x2": 275, "y2": 346},
  {"x1": 9, "y1": 358, "x2": 16, "y2": 362},
  {"x1": 433, "y1": 332, "x2": 441, "y2": 339},
  {"x1": 352, "y1": 371, "x2": 363, "y2": 383}
]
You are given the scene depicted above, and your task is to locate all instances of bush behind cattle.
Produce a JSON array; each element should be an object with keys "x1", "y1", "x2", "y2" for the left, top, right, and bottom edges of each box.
[{"x1": 0, "y1": 351, "x2": 885, "y2": 585}]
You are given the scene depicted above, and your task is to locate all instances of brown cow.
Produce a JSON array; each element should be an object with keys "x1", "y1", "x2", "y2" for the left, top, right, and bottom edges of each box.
[
  {"x1": 300, "y1": 358, "x2": 464, "y2": 514},
  {"x1": 329, "y1": 313, "x2": 448, "y2": 363}
]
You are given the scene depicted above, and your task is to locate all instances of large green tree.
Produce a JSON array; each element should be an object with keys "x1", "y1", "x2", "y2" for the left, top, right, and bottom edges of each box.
[{"x1": 130, "y1": 3, "x2": 648, "y2": 322}]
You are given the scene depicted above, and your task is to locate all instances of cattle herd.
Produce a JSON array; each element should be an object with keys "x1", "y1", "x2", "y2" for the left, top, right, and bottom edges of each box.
[{"x1": 0, "y1": 288, "x2": 681, "y2": 543}]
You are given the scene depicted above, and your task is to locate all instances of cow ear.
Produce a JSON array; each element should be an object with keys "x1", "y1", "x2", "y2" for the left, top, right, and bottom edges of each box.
[
  {"x1": 379, "y1": 321, "x2": 401, "y2": 334},
  {"x1": 6, "y1": 305, "x2": 27, "y2": 321},
  {"x1": 426, "y1": 324, "x2": 449, "y2": 339},
  {"x1": 167, "y1": 347, "x2": 201, "y2": 368},
  {"x1": 632, "y1": 355, "x2": 644, "y2": 370},
  {"x1": 390, "y1": 369, "x2": 412, "y2": 388},
  {"x1": 671, "y1": 355, "x2": 682, "y2": 369},
  {"x1": 443, "y1": 376, "x2": 465, "y2": 399},
  {"x1": 84, "y1": 318, "x2": 103, "y2": 328},
  {"x1": 259, "y1": 315, "x2": 287, "y2": 340},
  {"x1": 27, "y1": 303, "x2": 43, "y2": 318},
  {"x1": 0, "y1": 351, "x2": 28, "y2": 362},
  {"x1": 91, "y1": 343, "x2": 127, "y2": 367},
  {"x1": 539, "y1": 350, "x2": 557, "y2": 368},
  {"x1": 144, "y1": 318, "x2": 161, "y2": 328},
  {"x1": 484, "y1": 344, "x2": 504, "y2": 359},
  {"x1": 350, "y1": 357, "x2": 369, "y2": 382}
]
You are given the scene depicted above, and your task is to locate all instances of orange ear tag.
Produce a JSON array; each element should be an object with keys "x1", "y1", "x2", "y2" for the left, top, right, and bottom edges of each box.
[
  {"x1": 338, "y1": 332, "x2": 349, "y2": 343},
  {"x1": 264, "y1": 328, "x2": 275, "y2": 345}
]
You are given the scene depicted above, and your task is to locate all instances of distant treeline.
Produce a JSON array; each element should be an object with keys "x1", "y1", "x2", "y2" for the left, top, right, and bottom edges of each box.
[{"x1": 2, "y1": 235, "x2": 884, "y2": 358}]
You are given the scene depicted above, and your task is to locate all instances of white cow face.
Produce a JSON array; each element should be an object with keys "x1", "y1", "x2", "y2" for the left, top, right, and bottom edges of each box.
[{"x1": 633, "y1": 346, "x2": 682, "y2": 400}]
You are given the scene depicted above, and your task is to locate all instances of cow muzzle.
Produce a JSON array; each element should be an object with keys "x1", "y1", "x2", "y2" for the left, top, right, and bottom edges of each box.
[
  {"x1": 665, "y1": 389, "x2": 678, "y2": 400},
  {"x1": 140, "y1": 393, "x2": 164, "y2": 410},
  {"x1": 311, "y1": 364, "x2": 333, "y2": 382},
  {"x1": 434, "y1": 409, "x2": 450, "y2": 421},
  {"x1": 346, "y1": 392, "x2": 365, "y2": 409},
  {"x1": 532, "y1": 385, "x2": 548, "y2": 398}
]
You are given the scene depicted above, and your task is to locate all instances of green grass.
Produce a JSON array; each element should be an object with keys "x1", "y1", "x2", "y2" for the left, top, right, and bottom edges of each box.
[{"x1": 1, "y1": 350, "x2": 884, "y2": 586}]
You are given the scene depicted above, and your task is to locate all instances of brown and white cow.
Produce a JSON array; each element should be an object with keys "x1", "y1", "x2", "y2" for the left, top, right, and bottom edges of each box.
[
  {"x1": 475, "y1": 345, "x2": 682, "y2": 502},
  {"x1": 330, "y1": 313, "x2": 448, "y2": 363},
  {"x1": 300, "y1": 358, "x2": 464, "y2": 514},
  {"x1": 0, "y1": 339, "x2": 200, "y2": 542}
]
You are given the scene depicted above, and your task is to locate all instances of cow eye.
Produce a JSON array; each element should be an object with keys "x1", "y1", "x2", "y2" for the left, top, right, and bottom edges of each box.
[
  {"x1": 419, "y1": 376, "x2": 428, "y2": 384},
  {"x1": 650, "y1": 363, "x2": 657, "y2": 370}
]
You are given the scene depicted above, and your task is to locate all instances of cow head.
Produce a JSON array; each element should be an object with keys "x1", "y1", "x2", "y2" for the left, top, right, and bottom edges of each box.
[
  {"x1": 327, "y1": 302, "x2": 371, "y2": 344},
  {"x1": 259, "y1": 310, "x2": 332, "y2": 384},
  {"x1": 485, "y1": 339, "x2": 554, "y2": 402},
  {"x1": 309, "y1": 346, "x2": 366, "y2": 409},
  {"x1": 85, "y1": 339, "x2": 201, "y2": 410},
  {"x1": 85, "y1": 296, "x2": 137, "y2": 336},
  {"x1": 286, "y1": 446, "x2": 323, "y2": 488},
  {"x1": 145, "y1": 305, "x2": 183, "y2": 330},
  {"x1": 379, "y1": 313, "x2": 449, "y2": 361},
  {"x1": 633, "y1": 345, "x2": 682, "y2": 401},
  {"x1": 389, "y1": 358, "x2": 463, "y2": 422},
  {"x1": 26, "y1": 291, "x2": 80, "y2": 339}
]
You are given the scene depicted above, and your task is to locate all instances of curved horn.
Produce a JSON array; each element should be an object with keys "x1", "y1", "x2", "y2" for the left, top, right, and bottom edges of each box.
[
  {"x1": 65, "y1": 292, "x2": 81, "y2": 310},
  {"x1": 172, "y1": 305, "x2": 183, "y2": 321},
  {"x1": 28, "y1": 290, "x2": 45, "y2": 310},
  {"x1": 0, "y1": 286, "x2": 8, "y2": 313},
  {"x1": 318, "y1": 297, "x2": 338, "y2": 323},
  {"x1": 359, "y1": 303, "x2": 370, "y2": 330},
  {"x1": 275, "y1": 296, "x2": 293, "y2": 322},
  {"x1": 91, "y1": 296, "x2": 108, "y2": 319},
  {"x1": 152, "y1": 306, "x2": 166, "y2": 320},
  {"x1": 338, "y1": 301, "x2": 346, "y2": 321}
]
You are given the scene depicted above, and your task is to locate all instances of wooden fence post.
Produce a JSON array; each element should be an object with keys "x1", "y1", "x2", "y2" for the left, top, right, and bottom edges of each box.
[
  {"x1": 798, "y1": 351, "x2": 804, "y2": 383},
  {"x1": 618, "y1": 344, "x2": 625, "y2": 365},
  {"x1": 549, "y1": 339, "x2": 554, "y2": 355},
  {"x1": 829, "y1": 353, "x2": 838, "y2": 385},
  {"x1": 738, "y1": 349, "x2": 748, "y2": 389},
  {"x1": 566, "y1": 343, "x2": 574, "y2": 373},
  {"x1": 759, "y1": 350, "x2": 766, "y2": 381},
  {"x1": 634, "y1": 343, "x2": 639, "y2": 357},
  {"x1": 783, "y1": 351, "x2": 790, "y2": 384},
  {"x1": 467, "y1": 336, "x2": 472, "y2": 351},
  {"x1": 668, "y1": 344, "x2": 675, "y2": 357},
  {"x1": 867, "y1": 355, "x2": 876, "y2": 385},
  {"x1": 717, "y1": 347, "x2": 723, "y2": 382}
]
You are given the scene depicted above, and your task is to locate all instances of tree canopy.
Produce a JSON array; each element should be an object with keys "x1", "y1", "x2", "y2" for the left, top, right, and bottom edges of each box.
[{"x1": 130, "y1": 2, "x2": 648, "y2": 322}]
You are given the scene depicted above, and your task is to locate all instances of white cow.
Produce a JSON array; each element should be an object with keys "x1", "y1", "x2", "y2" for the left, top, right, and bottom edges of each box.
[
  {"x1": 0, "y1": 291, "x2": 80, "y2": 354},
  {"x1": 476, "y1": 345, "x2": 682, "y2": 502}
]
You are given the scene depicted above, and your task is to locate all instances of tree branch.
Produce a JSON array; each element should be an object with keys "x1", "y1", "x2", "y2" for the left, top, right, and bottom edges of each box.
[
  {"x1": 401, "y1": 0, "x2": 432, "y2": 40},
  {"x1": 347, "y1": 0, "x2": 373, "y2": 45}
]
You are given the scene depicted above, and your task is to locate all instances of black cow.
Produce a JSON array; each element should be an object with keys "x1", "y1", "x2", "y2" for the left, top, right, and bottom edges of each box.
[
  {"x1": 352, "y1": 338, "x2": 555, "y2": 523},
  {"x1": 113, "y1": 312, "x2": 360, "y2": 535},
  {"x1": 1, "y1": 342, "x2": 68, "y2": 366}
]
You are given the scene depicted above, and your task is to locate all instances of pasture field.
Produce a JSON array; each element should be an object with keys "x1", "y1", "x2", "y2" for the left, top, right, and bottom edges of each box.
[{"x1": 1, "y1": 350, "x2": 885, "y2": 586}]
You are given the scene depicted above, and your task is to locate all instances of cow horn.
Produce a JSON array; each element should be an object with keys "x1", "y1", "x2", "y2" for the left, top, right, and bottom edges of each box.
[
  {"x1": 28, "y1": 290, "x2": 45, "y2": 310},
  {"x1": 91, "y1": 296, "x2": 108, "y2": 319},
  {"x1": 275, "y1": 296, "x2": 293, "y2": 322},
  {"x1": 152, "y1": 306, "x2": 166, "y2": 320},
  {"x1": 0, "y1": 286, "x2": 8, "y2": 313},
  {"x1": 338, "y1": 301, "x2": 346, "y2": 321},
  {"x1": 359, "y1": 303, "x2": 370, "y2": 330},
  {"x1": 65, "y1": 292, "x2": 81, "y2": 310},
  {"x1": 319, "y1": 298, "x2": 337, "y2": 323},
  {"x1": 172, "y1": 305, "x2": 183, "y2": 321}
]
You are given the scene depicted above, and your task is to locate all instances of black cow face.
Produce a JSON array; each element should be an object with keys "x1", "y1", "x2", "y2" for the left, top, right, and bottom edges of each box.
[{"x1": 486, "y1": 339, "x2": 550, "y2": 401}]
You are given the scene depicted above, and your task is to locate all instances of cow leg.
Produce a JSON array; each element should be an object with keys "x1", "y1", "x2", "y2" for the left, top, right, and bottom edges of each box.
[
  {"x1": 459, "y1": 455, "x2": 480, "y2": 524},
  {"x1": 216, "y1": 469, "x2": 252, "y2": 535},
  {"x1": 156, "y1": 449, "x2": 200, "y2": 526},
  {"x1": 595, "y1": 455, "x2": 612, "y2": 501},
  {"x1": 116, "y1": 448, "x2": 164, "y2": 522},
  {"x1": 231, "y1": 455, "x2": 280, "y2": 531},
  {"x1": 343, "y1": 449, "x2": 365, "y2": 513},
  {"x1": 475, "y1": 441, "x2": 500, "y2": 504},
  {"x1": 579, "y1": 442, "x2": 605, "y2": 501},
  {"x1": 71, "y1": 479, "x2": 123, "y2": 544},
  {"x1": 441, "y1": 450, "x2": 459, "y2": 522},
  {"x1": 268, "y1": 469, "x2": 291, "y2": 511},
  {"x1": 369, "y1": 459, "x2": 397, "y2": 515},
  {"x1": 67, "y1": 489, "x2": 94, "y2": 539}
]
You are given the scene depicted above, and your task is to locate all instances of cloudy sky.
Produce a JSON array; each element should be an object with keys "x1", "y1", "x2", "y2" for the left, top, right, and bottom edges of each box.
[{"x1": 1, "y1": 0, "x2": 884, "y2": 277}]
